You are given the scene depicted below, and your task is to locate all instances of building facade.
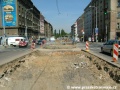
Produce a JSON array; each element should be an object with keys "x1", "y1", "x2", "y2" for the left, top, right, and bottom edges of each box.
[
  {"x1": 71, "y1": 22, "x2": 78, "y2": 41},
  {"x1": 40, "y1": 13, "x2": 45, "y2": 37},
  {"x1": 90, "y1": 0, "x2": 120, "y2": 41},
  {"x1": 84, "y1": 2, "x2": 92, "y2": 41},
  {"x1": 0, "y1": 0, "x2": 53, "y2": 40},
  {"x1": 44, "y1": 20, "x2": 53, "y2": 40},
  {"x1": 77, "y1": 14, "x2": 85, "y2": 41},
  {"x1": 73, "y1": 0, "x2": 120, "y2": 42},
  {"x1": 71, "y1": 24, "x2": 75, "y2": 38}
]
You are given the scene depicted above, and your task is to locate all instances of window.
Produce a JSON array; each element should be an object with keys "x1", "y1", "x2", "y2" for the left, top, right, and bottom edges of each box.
[
  {"x1": 118, "y1": 12, "x2": 120, "y2": 18},
  {"x1": 118, "y1": 0, "x2": 120, "y2": 7},
  {"x1": 109, "y1": 41, "x2": 114, "y2": 45},
  {"x1": 117, "y1": 23, "x2": 120, "y2": 29}
]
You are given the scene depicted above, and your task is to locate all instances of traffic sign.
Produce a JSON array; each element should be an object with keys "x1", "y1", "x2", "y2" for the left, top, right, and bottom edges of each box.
[{"x1": 95, "y1": 28, "x2": 98, "y2": 34}]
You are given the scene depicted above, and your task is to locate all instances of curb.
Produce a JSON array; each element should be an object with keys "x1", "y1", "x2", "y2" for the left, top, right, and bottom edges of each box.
[{"x1": 82, "y1": 49, "x2": 120, "y2": 68}]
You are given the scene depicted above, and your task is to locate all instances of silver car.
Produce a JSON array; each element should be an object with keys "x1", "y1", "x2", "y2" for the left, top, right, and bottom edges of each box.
[{"x1": 101, "y1": 40, "x2": 120, "y2": 56}]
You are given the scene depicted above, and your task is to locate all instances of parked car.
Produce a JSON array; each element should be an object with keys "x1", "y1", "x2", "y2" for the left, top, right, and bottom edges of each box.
[
  {"x1": 36, "y1": 38, "x2": 46, "y2": 45},
  {"x1": 37, "y1": 40, "x2": 43, "y2": 45},
  {"x1": 19, "y1": 39, "x2": 28, "y2": 48},
  {"x1": 101, "y1": 39, "x2": 120, "y2": 56}
]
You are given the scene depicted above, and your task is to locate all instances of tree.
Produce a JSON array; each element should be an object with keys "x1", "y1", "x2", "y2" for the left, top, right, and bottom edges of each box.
[
  {"x1": 59, "y1": 30, "x2": 61, "y2": 36},
  {"x1": 56, "y1": 33, "x2": 59, "y2": 38},
  {"x1": 54, "y1": 29, "x2": 68, "y2": 38},
  {"x1": 61, "y1": 29, "x2": 67, "y2": 37}
]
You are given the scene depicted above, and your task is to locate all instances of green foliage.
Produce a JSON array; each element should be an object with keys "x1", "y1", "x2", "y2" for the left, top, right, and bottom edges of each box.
[
  {"x1": 61, "y1": 29, "x2": 67, "y2": 37},
  {"x1": 53, "y1": 29, "x2": 69, "y2": 38},
  {"x1": 54, "y1": 29, "x2": 56, "y2": 36}
]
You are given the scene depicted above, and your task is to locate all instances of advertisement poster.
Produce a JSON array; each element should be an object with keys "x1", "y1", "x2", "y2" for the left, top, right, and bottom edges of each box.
[
  {"x1": 1, "y1": 0, "x2": 16, "y2": 26},
  {"x1": 40, "y1": 21, "x2": 44, "y2": 34}
]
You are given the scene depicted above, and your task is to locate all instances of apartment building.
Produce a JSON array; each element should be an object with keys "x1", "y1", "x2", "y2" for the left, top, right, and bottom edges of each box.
[
  {"x1": 77, "y1": 14, "x2": 84, "y2": 41},
  {"x1": 90, "y1": 0, "x2": 120, "y2": 41},
  {"x1": 73, "y1": 0, "x2": 120, "y2": 42},
  {"x1": 44, "y1": 20, "x2": 53, "y2": 40},
  {"x1": 0, "y1": 0, "x2": 41, "y2": 39},
  {"x1": 71, "y1": 22, "x2": 79, "y2": 41},
  {"x1": 84, "y1": 2, "x2": 92, "y2": 41}
]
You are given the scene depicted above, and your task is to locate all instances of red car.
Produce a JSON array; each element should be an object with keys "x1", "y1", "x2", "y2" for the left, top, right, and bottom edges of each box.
[{"x1": 19, "y1": 39, "x2": 28, "y2": 48}]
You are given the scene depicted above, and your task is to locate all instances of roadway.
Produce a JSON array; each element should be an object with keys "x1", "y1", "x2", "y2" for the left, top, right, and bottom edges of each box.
[
  {"x1": 77, "y1": 42, "x2": 120, "y2": 67},
  {"x1": 0, "y1": 42, "x2": 120, "y2": 67},
  {"x1": 0, "y1": 45, "x2": 41, "y2": 66}
]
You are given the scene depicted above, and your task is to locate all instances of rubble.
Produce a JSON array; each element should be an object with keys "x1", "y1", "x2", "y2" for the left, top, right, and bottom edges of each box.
[{"x1": 0, "y1": 44, "x2": 119, "y2": 90}]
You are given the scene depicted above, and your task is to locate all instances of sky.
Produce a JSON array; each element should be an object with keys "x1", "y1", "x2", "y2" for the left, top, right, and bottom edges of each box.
[{"x1": 32, "y1": 0, "x2": 91, "y2": 33}]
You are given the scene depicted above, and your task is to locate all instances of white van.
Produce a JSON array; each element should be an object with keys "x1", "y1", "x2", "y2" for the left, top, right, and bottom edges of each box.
[
  {"x1": 7, "y1": 37, "x2": 26, "y2": 47},
  {"x1": 50, "y1": 37, "x2": 55, "y2": 42}
]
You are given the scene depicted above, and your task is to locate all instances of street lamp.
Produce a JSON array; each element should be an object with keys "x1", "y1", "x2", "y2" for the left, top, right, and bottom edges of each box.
[
  {"x1": 79, "y1": 18, "x2": 84, "y2": 42},
  {"x1": 89, "y1": 5, "x2": 98, "y2": 42},
  {"x1": 2, "y1": 7, "x2": 6, "y2": 47},
  {"x1": 25, "y1": 8, "x2": 33, "y2": 40}
]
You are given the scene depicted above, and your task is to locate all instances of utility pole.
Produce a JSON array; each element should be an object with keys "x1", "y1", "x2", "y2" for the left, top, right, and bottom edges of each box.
[
  {"x1": 95, "y1": 7, "x2": 98, "y2": 42},
  {"x1": 2, "y1": 7, "x2": 6, "y2": 47},
  {"x1": 106, "y1": 24, "x2": 107, "y2": 41},
  {"x1": 89, "y1": 5, "x2": 98, "y2": 42}
]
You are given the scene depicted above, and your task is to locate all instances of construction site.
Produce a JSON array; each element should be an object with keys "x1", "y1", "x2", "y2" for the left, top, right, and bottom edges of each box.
[{"x1": 0, "y1": 42, "x2": 120, "y2": 90}]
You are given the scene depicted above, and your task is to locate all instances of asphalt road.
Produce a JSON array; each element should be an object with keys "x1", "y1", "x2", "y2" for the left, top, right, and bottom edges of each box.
[
  {"x1": 0, "y1": 42, "x2": 120, "y2": 67},
  {"x1": 77, "y1": 42, "x2": 120, "y2": 67},
  {"x1": 0, "y1": 45, "x2": 41, "y2": 66}
]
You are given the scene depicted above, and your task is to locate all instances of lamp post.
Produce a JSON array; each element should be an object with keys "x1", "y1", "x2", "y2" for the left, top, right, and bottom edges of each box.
[
  {"x1": 2, "y1": 7, "x2": 6, "y2": 47},
  {"x1": 79, "y1": 18, "x2": 84, "y2": 42},
  {"x1": 89, "y1": 5, "x2": 98, "y2": 42},
  {"x1": 25, "y1": 8, "x2": 33, "y2": 40}
]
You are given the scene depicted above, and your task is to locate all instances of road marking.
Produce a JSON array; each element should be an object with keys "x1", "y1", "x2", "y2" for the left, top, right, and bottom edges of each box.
[{"x1": 90, "y1": 48, "x2": 100, "y2": 50}]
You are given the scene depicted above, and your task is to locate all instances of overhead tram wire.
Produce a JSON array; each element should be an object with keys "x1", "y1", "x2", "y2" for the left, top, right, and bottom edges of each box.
[{"x1": 56, "y1": 0, "x2": 61, "y2": 15}]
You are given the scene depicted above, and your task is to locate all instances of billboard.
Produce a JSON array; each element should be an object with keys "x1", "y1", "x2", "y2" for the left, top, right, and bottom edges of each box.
[
  {"x1": 40, "y1": 21, "x2": 44, "y2": 34},
  {"x1": 1, "y1": 0, "x2": 16, "y2": 26}
]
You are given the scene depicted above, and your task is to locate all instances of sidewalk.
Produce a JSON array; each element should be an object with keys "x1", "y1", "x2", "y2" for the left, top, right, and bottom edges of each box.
[
  {"x1": 0, "y1": 45, "x2": 11, "y2": 50},
  {"x1": 0, "y1": 45, "x2": 4, "y2": 50},
  {"x1": 79, "y1": 43, "x2": 120, "y2": 68},
  {"x1": 88, "y1": 50, "x2": 120, "y2": 68}
]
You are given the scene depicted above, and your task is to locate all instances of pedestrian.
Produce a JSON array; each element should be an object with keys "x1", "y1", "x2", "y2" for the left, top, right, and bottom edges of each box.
[
  {"x1": 40, "y1": 41, "x2": 43, "y2": 48},
  {"x1": 31, "y1": 39, "x2": 36, "y2": 49},
  {"x1": 0, "y1": 37, "x2": 1, "y2": 45}
]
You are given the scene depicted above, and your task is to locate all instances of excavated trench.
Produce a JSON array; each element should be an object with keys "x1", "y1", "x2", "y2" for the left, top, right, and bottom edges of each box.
[{"x1": 0, "y1": 44, "x2": 119, "y2": 90}]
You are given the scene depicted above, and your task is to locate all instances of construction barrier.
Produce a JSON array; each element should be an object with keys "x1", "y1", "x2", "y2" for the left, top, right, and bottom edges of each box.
[
  {"x1": 31, "y1": 42, "x2": 35, "y2": 49},
  {"x1": 40, "y1": 40, "x2": 46, "y2": 48},
  {"x1": 113, "y1": 44, "x2": 119, "y2": 62},
  {"x1": 86, "y1": 41, "x2": 89, "y2": 51}
]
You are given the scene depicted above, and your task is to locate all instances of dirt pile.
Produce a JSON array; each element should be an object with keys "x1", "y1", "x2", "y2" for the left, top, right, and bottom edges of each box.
[{"x1": 0, "y1": 49, "x2": 119, "y2": 90}]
